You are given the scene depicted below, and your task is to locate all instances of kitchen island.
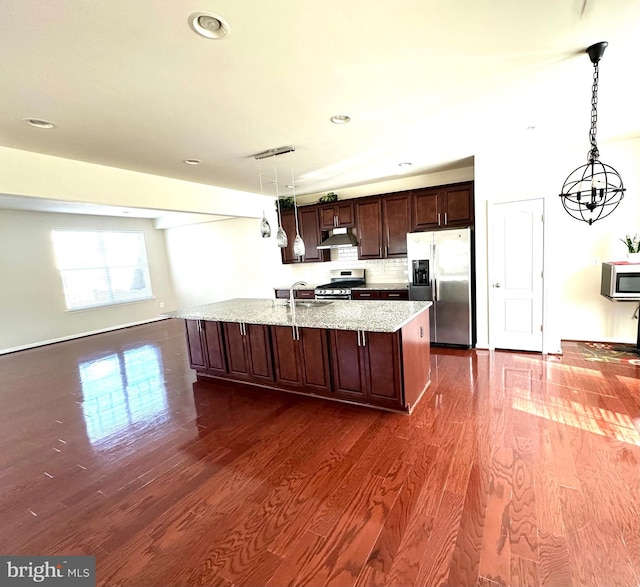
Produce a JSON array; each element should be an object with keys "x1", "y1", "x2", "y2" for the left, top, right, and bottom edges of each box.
[{"x1": 168, "y1": 298, "x2": 431, "y2": 413}]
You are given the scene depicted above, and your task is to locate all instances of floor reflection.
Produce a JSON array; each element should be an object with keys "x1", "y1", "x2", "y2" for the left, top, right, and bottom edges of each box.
[{"x1": 79, "y1": 344, "x2": 167, "y2": 446}]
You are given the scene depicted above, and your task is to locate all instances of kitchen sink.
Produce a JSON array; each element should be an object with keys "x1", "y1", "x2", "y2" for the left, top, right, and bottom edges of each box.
[{"x1": 288, "y1": 300, "x2": 334, "y2": 308}]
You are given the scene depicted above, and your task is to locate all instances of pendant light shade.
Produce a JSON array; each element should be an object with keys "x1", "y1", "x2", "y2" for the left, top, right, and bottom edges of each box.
[
  {"x1": 559, "y1": 42, "x2": 625, "y2": 225},
  {"x1": 260, "y1": 212, "x2": 271, "y2": 238}
]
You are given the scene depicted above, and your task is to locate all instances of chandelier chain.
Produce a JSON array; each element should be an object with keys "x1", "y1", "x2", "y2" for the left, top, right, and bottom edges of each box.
[{"x1": 588, "y1": 61, "x2": 599, "y2": 160}]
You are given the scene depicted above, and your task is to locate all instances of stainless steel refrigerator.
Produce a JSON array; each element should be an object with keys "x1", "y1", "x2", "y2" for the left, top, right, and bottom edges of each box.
[{"x1": 407, "y1": 227, "x2": 474, "y2": 347}]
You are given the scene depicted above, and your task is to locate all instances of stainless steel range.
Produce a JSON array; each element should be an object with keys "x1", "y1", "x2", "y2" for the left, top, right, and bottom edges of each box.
[{"x1": 315, "y1": 269, "x2": 366, "y2": 300}]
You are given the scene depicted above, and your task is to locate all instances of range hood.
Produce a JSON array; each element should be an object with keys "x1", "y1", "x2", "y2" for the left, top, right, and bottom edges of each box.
[{"x1": 317, "y1": 227, "x2": 358, "y2": 249}]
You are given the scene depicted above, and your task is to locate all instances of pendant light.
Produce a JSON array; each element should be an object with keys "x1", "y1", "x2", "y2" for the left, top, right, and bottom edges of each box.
[
  {"x1": 257, "y1": 159, "x2": 271, "y2": 238},
  {"x1": 559, "y1": 42, "x2": 625, "y2": 225},
  {"x1": 273, "y1": 154, "x2": 288, "y2": 248},
  {"x1": 289, "y1": 149, "x2": 306, "y2": 257}
]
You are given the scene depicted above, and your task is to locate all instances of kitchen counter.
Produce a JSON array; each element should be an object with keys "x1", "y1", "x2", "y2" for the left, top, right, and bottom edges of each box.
[
  {"x1": 167, "y1": 297, "x2": 430, "y2": 333},
  {"x1": 170, "y1": 297, "x2": 431, "y2": 413}
]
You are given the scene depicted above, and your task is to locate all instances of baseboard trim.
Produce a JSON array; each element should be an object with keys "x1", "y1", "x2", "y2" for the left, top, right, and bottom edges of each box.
[{"x1": 0, "y1": 316, "x2": 171, "y2": 355}]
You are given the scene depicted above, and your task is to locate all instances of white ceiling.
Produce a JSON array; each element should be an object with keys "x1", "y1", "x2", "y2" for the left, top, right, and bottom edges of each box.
[{"x1": 0, "y1": 0, "x2": 639, "y2": 218}]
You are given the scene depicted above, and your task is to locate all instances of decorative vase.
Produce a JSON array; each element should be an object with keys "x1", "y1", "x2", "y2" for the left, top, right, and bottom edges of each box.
[{"x1": 627, "y1": 252, "x2": 640, "y2": 263}]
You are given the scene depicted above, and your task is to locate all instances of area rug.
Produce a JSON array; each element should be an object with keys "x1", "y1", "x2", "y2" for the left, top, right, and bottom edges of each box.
[{"x1": 578, "y1": 341, "x2": 640, "y2": 365}]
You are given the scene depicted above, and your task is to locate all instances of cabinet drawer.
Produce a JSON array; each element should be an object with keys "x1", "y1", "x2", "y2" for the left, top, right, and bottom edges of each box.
[
  {"x1": 352, "y1": 290, "x2": 381, "y2": 300},
  {"x1": 275, "y1": 289, "x2": 316, "y2": 299},
  {"x1": 379, "y1": 290, "x2": 409, "y2": 300}
]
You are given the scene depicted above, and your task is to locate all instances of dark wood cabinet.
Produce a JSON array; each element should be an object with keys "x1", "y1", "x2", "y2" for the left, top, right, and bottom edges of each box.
[
  {"x1": 279, "y1": 208, "x2": 329, "y2": 264},
  {"x1": 279, "y1": 209, "x2": 299, "y2": 264},
  {"x1": 329, "y1": 328, "x2": 403, "y2": 408},
  {"x1": 380, "y1": 290, "x2": 409, "y2": 300},
  {"x1": 319, "y1": 201, "x2": 355, "y2": 230},
  {"x1": 185, "y1": 319, "x2": 226, "y2": 375},
  {"x1": 184, "y1": 310, "x2": 431, "y2": 414},
  {"x1": 274, "y1": 288, "x2": 315, "y2": 299},
  {"x1": 355, "y1": 199, "x2": 384, "y2": 259},
  {"x1": 271, "y1": 326, "x2": 331, "y2": 394},
  {"x1": 412, "y1": 182, "x2": 474, "y2": 230},
  {"x1": 352, "y1": 290, "x2": 381, "y2": 300},
  {"x1": 381, "y1": 193, "x2": 410, "y2": 257},
  {"x1": 222, "y1": 322, "x2": 273, "y2": 383},
  {"x1": 356, "y1": 193, "x2": 410, "y2": 259},
  {"x1": 353, "y1": 289, "x2": 409, "y2": 300}
]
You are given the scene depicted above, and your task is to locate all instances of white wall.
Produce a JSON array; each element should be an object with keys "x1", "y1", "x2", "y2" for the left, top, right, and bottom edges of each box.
[
  {"x1": 474, "y1": 135, "x2": 640, "y2": 351},
  {"x1": 0, "y1": 210, "x2": 176, "y2": 353}
]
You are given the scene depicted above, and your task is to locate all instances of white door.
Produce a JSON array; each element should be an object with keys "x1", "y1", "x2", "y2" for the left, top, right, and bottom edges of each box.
[{"x1": 489, "y1": 199, "x2": 544, "y2": 352}]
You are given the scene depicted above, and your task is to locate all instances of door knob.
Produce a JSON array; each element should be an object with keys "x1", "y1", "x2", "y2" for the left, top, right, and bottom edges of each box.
[{"x1": 494, "y1": 283, "x2": 501, "y2": 288}]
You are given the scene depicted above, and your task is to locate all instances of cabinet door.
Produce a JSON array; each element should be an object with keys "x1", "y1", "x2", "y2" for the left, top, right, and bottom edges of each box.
[
  {"x1": 356, "y1": 198, "x2": 383, "y2": 260},
  {"x1": 185, "y1": 320, "x2": 207, "y2": 370},
  {"x1": 319, "y1": 205, "x2": 337, "y2": 230},
  {"x1": 382, "y1": 193, "x2": 410, "y2": 257},
  {"x1": 442, "y1": 183, "x2": 474, "y2": 227},
  {"x1": 411, "y1": 187, "x2": 441, "y2": 231},
  {"x1": 363, "y1": 331, "x2": 403, "y2": 406},
  {"x1": 330, "y1": 329, "x2": 367, "y2": 399},
  {"x1": 223, "y1": 322, "x2": 250, "y2": 378},
  {"x1": 299, "y1": 207, "x2": 327, "y2": 263},
  {"x1": 203, "y1": 321, "x2": 227, "y2": 375},
  {"x1": 272, "y1": 325, "x2": 302, "y2": 388},
  {"x1": 246, "y1": 324, "x2": 274, "y2": 382},
  {"x1": 352, "y1": 290, "x2": 380, "y2": 300},
  {"x1": 299, "y1": 327, "x2": 331, "y2": 394},
  {"x1": 279, "y1": 209, "x2": 299, "y2": 264},
  {"x1": 335, "y1": 202, "x2": 355, "y2": 227}
]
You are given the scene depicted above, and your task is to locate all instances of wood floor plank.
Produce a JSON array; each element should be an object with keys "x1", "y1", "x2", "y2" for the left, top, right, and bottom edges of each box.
[{"x1": 1, "y1": 320, "x2": 639, "y2": 587}]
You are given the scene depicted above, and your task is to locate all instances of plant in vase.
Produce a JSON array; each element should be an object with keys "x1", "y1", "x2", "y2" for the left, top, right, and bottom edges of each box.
[{"x1": 621, "y1": 233, "x2": 640, "y2": 262}]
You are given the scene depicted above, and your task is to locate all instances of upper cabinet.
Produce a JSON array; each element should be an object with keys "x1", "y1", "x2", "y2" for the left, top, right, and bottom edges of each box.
[
  {"x1": 319, "y1": 201, "x2": 355, "y2": 230},
  {"x1": 411, "y1": 181, "x2": 474, "y2": 231},
  {"x1": 355, "y1": 192, "x2": 410, "y2": 259},
  {"x1": 279, "y1": 208, "x2": 329, "y2": 264}
]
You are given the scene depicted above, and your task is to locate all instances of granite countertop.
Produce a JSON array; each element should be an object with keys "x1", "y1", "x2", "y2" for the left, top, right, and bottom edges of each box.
[{"x1": 166, "y1": 298, "x2": 430, "y2": 333}]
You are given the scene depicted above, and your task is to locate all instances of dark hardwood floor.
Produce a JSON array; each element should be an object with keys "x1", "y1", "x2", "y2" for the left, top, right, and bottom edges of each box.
[{"x1": 0, "y1": 319, "x2": 638, "y2": 587}]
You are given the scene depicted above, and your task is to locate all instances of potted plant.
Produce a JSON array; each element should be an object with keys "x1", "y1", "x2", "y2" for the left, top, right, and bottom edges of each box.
[
  {"x1": 318, "y1": 192, "x2": 338, "y2": 203},
  {"x1": 621, "y1": 233, "x2": 640, "y2": 262}
]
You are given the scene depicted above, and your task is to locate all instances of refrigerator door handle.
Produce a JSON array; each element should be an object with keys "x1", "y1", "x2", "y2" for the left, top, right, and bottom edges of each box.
[{"x1": 432, "y1": 243, "x2": 438, "y2": 301}]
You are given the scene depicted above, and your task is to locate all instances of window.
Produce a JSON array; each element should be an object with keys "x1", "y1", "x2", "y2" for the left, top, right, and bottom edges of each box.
[{"x1": 52, "y1": 229, "x2": 153, "y2": 310}]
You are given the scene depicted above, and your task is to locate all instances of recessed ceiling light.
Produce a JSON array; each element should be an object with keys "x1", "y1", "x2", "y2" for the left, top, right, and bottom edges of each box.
[
  {"x1": 183, "y1": 159, "x2": 201, "y2": 165},
  {"x1": 285, "y1": 184, "x2": 299, "y2": 189},
  {"x1": 23, "y1": 118, "x2": 56, "y2": 129},
  {"x1": 330, "y1": 115, "x2": 351, "y2": 124},
  {"x1": 188, "y1": 12, "x2": 230, "y2": 39},
  {"x1": 398, "y1": 162, "x2": 412, "y2": 167}
]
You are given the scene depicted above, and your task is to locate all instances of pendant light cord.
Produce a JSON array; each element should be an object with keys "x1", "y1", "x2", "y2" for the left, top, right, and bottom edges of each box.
[
  {"x1": 273, "y1": 154, "x2": 283, "y2": 228},
  {"x1": 289, "y1": 150, "x2": 301, "y2": 235}
]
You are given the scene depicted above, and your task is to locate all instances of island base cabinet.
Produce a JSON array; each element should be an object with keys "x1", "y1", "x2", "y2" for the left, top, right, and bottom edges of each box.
[
  {"x1": 185, "y1": 319, "x2": 226, "y2": 376},
  {"x1": 329, "y1": 329, "x2": 403, "y2": 409},
  {"x1": 272, "y1": 326, "x2": 331, "y2": 395},
  {"x1": 223, "y1": 322, "x2": 273, "y2": 383}
]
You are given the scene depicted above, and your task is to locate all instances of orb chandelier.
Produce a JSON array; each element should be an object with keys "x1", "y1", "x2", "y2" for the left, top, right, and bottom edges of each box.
[{"x1": 559, "y1": 41, "x2": 625, "y2": 225}]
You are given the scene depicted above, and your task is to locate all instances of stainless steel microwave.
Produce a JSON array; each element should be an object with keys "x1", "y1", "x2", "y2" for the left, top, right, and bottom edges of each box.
[{"x1": 601, "y1": 262, "x2": 640, "y2": 299}]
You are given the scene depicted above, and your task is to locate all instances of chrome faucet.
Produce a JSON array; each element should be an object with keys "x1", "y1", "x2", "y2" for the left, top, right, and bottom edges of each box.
[{"x1": 289, "y1": 280, "x2": 308, "y2": 309}]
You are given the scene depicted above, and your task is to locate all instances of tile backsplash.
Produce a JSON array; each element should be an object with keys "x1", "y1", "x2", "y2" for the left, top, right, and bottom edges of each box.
[{"x1": 285, "y1": 248, "x2": 408, "y2": 285}]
